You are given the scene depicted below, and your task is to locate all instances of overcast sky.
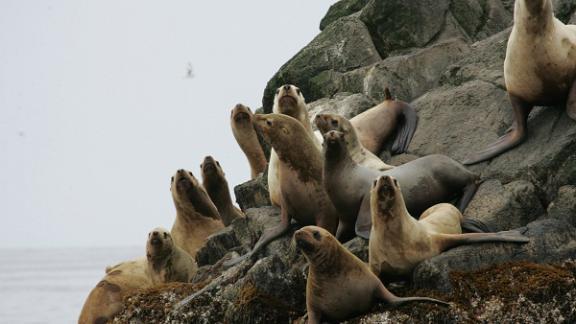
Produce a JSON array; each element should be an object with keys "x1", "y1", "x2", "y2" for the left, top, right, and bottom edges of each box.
[{"x1": 0, "y1": 0, "x2": 335, "y2": 248}]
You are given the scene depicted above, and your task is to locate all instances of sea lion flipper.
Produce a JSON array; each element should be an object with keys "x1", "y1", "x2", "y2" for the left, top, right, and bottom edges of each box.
[
  {"x1": 463, "y1": 95, "x2": 532, "y2": 165},
  {"x1": 354, "y1": 197, "x2": 372, "y2": 239},
  {"x1": 391, "y1": 102, "x2": 418, "y2": 154}
]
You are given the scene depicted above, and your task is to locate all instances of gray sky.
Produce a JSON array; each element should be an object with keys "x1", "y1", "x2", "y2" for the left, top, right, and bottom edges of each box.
[{"x1": 0, "y1": 0, "x2": 335, "y2": 248}]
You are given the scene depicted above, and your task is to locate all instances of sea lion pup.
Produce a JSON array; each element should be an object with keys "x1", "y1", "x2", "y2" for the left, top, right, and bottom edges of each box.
[
  {"x1": 294, "y1": 226, "x2": 448, "y2": 323},
  {"x1": 170, "y1": 169, "x2": 224, "y2": 257},
  {"x1": 350, "y1": 88, "x2": 418, "y2": 155},
  {"x1": 314, "y1": 113, "x2": 394, "y2": 171},
  {"x1": 464, "y1": 0, "x2": 576, "y2": 164},
  {"x1": 230, "y1": 103, "x2": 268, "y2": 179},
  {"x1": 79, "y1": 260, "x2": 151, "y2": 323},
  {"x1": 224, "y1": 113, "x2": 340, "y2": 267},
  {"x1": 369, "y1": 175, "x2": 530, "y2": 279},
  {"x1": 322, "y1": 130, "x2": 484, "y2": 239},
  {"x1": 146, "y1": 227, "x2": 197, "y2": 285},
  {"x1": 200, "y1": 155, "x2": 245, "y2": 226},
  {"x1": 268, "y1": 84, "x2": 321, "y2": 206}
]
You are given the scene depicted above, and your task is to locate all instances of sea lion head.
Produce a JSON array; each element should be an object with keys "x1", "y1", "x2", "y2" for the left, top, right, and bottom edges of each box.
[
  {"x1": 200, "y1": 155, "x2": 225, "y2": 181},
  {"x1": 231, "y1": 103, "x2": 253, "y2": 125},
  {"x1": 146, "y1": 227, "x2": 174, "y2": 261},
  {"x1": 170, "y1": 169, "x2": 218, "y2": 217},
  {"x1": 322, "y1": 130, "x2": 347, "y2": 157},
  {"x1": 253, "y1": 113, "x2": 299, "y2": 148},
  {"x1": 370, "y1": 175, "x2": 401, "y2": 218},
  {"x1": 273, "y1": 84, "x2": 306, "y2": 118},
  {"x1": 294, "y1": 226, "x2": 334, "y2": 259},
  {"x1": 314, "y1": 113, "x2": 344, "y2": 134}
]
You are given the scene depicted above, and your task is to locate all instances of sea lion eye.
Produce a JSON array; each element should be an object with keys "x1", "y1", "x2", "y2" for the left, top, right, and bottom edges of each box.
[
  {"x1": 393, "y1": 179, "x2": 398, "y2": 186},
  {"x1": 313, "y1": 231, "x2": 321, "y2": 240},
  {"x1": 266, "y1": 120, "x2": 272, "y2": 126},
  {"x1": 188, "y1": 171, "x2": 193, "y2": 176},
  {"x1": 275, "y1": 89, "x2": 280, "y2": 95},
  {"x1": 216, "y1": 161, "x2": 220, "y2": 166},
  {"x1": 296, "y1": 88, "x2": 301, "y2": 95},
  {"x1": 331, "y1": 120, "x2": 338, "y2": 127},
  {"x1": 171, "y1": 176, "x2": 174, "y2": 182},
  {"x1": 163, "y1": 232, "x2": 168, "y2": 238},
  {"x1": 373, "y1": 180, "x2": 377, "y2": 187}
]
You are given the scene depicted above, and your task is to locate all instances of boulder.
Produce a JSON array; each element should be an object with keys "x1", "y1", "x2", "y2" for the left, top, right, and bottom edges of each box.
[
  {"x1": 547, "y1": 185, "x2": 576, "y2": 227},
  {"x1": 307, "y1": 92, "x2": 376, "y2": 121},
  {"x1": 412, "y1": 218, "x2": 576, "y2": 292},
  {"x1": 463, "y1": 180, "x2": 544, "y2": 232},
  {"x1": 234, "y1": 173, "x2": 271, "y2": 210},
  {"x1": 319, "y1": 0, "x2": 369, "y2": 30},
  {"x1": 262, "y1": 16, "x2": 381, "y2": 112}
]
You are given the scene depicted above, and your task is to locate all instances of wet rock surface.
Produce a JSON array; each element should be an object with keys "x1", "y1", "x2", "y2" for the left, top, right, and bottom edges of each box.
[{"x1": 114, "y1": 0, "x2": 576, "y2": 322}]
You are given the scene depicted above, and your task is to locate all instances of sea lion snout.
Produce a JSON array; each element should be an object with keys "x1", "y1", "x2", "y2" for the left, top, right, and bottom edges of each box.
[
  {"x1": 294, "y1": 227, "x2": 322, "y2": 253},
  {"x1": 201, "y1": 156, "x2": 218, "y2": 172},
  {"x1": 232, "y1": 104, "x2": 251, "y2": 122}
]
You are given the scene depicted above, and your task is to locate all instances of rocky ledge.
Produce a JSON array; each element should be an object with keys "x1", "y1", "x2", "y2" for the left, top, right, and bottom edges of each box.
[{"x1": 114, "y1": 0, "x2": 576, "y2": 322}]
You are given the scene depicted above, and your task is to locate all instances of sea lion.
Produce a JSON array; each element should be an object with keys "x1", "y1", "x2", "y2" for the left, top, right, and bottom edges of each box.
[
  {"x1": 230, "y1": 104, "x2": 268, "y2": 179},
  {"x1": 146, "y1": 227, "x2": 197, "y2": 285},
  {"x1": 314, "y1": 113, "x2": 394, "y2": 171},
  {"x1": 294, "y1": 226, "x2": 448, "y2": 323},
  {"x1": 369, "y1": 175, "x2": 529, "y2": 279},
  {"x1": 464, "y1": 0, "x2": 576, "y2": 164},
  {"x1": 170, "y1": 169, "x2": 224, "y2": 257},
  {"x1": 350, "y1": 88, "x2": 418, "y2": 155},
  {"x1": 322, "y1": 130, "x2": 483, "y2": 239},
  {"x1": 79, "y1": 259, "x2": 151, "y2": 323},
  {"x1": 200, "y1": 155, "x2": 245, "y2": 226},
  {"x1": 225, "y1": 114, "x2": 340, "y2": 267},
  {"x1": 268, "y1": 84, "x2": 321, "y2": 206}
]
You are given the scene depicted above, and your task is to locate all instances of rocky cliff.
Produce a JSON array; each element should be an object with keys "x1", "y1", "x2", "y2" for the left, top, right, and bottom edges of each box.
[{"x1": 113, "y1": 1, "x2": 576, "y2": 322}]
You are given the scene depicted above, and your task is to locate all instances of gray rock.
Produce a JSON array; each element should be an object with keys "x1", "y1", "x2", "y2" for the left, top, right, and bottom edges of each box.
[
  {"x1": 359, "y1": 0, "x2": 451, "y2": 55},
  {"x1": 548, "y1": 185, "x2": 576, "y2": 227},
  {"x1": 464, "y1": 180, "x2": 544, "y2": 232},
  {"x1": 319, "y1": 0, "x2": 369, "y2": 30},
  {"x1": 408, "y1": 80, "x2": 512, "y2": 163},
  {"x1": 413, "y1": 218, "x2": 576, "y2": 292},
  {"x1": 362, "y1": 38, "x2": 471, "y2": 102},
  {"x1": 480, "y1": 107, "x2": 576, "y2": 201},
  {"x1": 234, "y1": 173, "x2": 271, "y2": 210},
  {"x1": 554, "y1": 0, "x2": 576, "y2": 23},
  {"x1": 308, "y1": 92, "x2": 376, "y2": 122},
  {"x1": 262, "y1": 16, "x2": 381, "y2": 112},
  {"x1": 451, "y1": 0, "x2": 512, "y2": 40}
]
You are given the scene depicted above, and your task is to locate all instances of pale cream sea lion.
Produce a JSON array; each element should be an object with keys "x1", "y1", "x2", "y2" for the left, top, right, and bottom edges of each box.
[
  {"x1": 464, "y1": 0, "x2": 576, "y2": 164},
  {"x1": 170, "y1": 169, "x2": 224, "y2": 257},
  {"x1": 369, "y1": 175, "x2": 530, "y2": 279},
  {"x1": 294, "y1": 226, "x2": 448, "y2": 323},
  {"x1": 314, "y1": 113, "x2": 394, "y2": 171},
  {"x1": 268, "y1": 84, "x2": 321, "y2": 206},
  {"x1": 350, "y1": 88, "x2": 418, "y2": 155}
]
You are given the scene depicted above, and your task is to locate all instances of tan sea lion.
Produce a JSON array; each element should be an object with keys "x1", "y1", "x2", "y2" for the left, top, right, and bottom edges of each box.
[
  {"x1": 314, "y1": 113, "x2": 394, "y2": 171},
  {"x1": 464, "y1": 0, "x2": 576, "y2": 164},
  {"x1": 322, "y1": 130, "x2": 485, "y2": 239},
  {"x1": 146, "y1": 227, "x2": 197, "y2": 285},
  {"x1": 350, "y1": 88, "x2": 418, "y2": 155},
  {"x1": 200, "y1": 155, "x2": 245, "y2": 226},
  {"x1": 79, "y1": 259, "x2": 151, "y2": 323},
  {"x1": 224, "y1": 114, "x2": 340, "y2": 267},
  {"x1": 230, "y1": 104, "x2": 268, "y2": 179},
  {"x1": 294, "y1": 226, "x2": 448, "y2": 323},
  {"x1": 170, "y1": 169, "x2": 224, "y2": 257},
  {"x1": 268, "y1": 84, "x2": 321, "y2": 206},
  {"x1": 369, "y1": 175, "x2": 529, "y2": 279}
]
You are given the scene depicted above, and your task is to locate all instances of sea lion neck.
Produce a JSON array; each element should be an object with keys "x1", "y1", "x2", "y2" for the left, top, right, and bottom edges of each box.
[{"x1": 323, "y1": 140, "x2": 355, "y2": 173}]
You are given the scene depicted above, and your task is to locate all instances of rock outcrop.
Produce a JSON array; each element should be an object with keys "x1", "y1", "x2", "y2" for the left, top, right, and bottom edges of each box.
[{"x1": 114, "y1": 0, "x2": 576, "y2": 322}]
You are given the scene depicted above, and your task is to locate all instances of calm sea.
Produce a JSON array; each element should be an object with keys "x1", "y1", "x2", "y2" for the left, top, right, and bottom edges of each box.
[{"x1": 0, "y1": 246, "x2": 142, "y2": 324}]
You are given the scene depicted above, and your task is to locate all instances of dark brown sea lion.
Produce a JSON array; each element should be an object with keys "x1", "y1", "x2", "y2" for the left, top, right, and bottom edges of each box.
[
  {"x1": 294, "y1": 226, "x2": 448, "y2": 323},
  {"x1": 464, "y1": 0, "x2": 576, "y2": 164},
  {"x1": 369, "y1": 175, "x2": 529, "y2": 279},
  {"x1": 322, "y1": 130, "x2": 483, "y2": 239},
  {"x1": 146, "y1": 227, "x2": 197, "y2": 284},
  {"x1": 200, "y1": 155, "x2": 244, "y2": 226}
]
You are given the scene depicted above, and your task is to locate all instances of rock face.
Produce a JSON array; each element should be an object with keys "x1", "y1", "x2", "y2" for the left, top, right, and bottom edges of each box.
[{"x1": 114, "y1": 0, "x2": 576, "y2": 322}]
